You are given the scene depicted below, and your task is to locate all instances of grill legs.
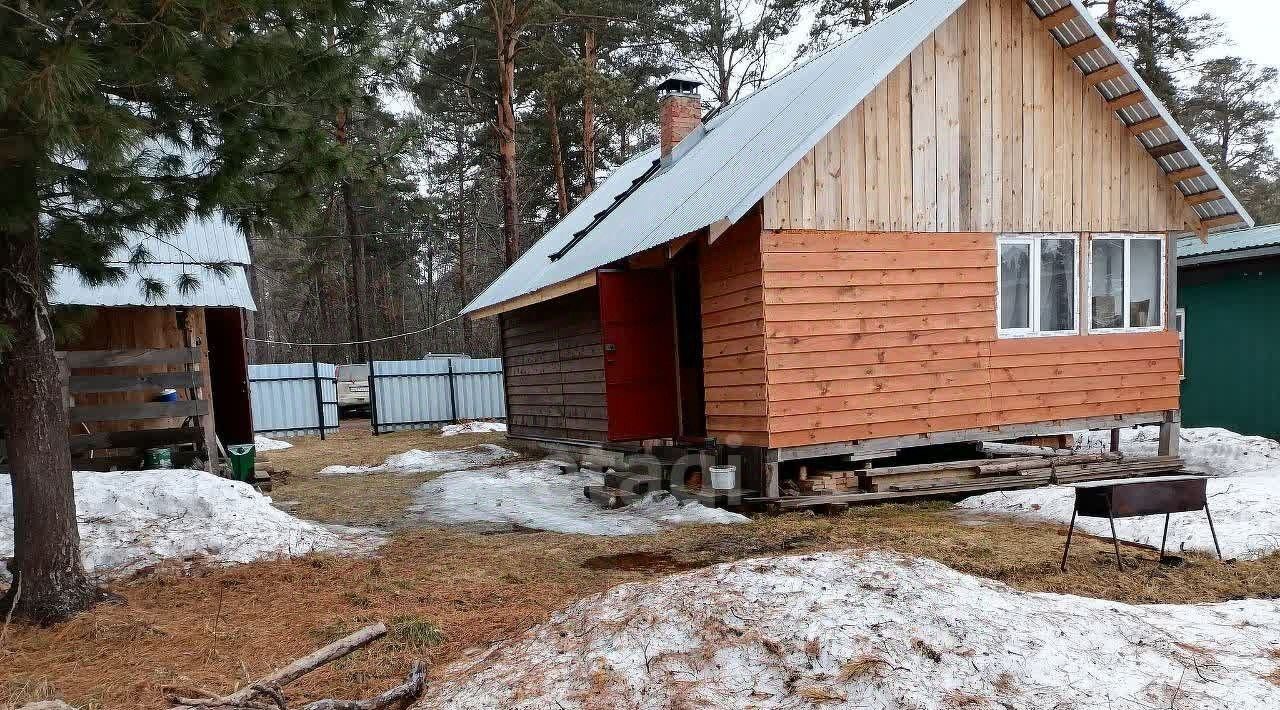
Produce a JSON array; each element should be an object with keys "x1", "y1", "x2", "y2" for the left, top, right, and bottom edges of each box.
[
  {"x1": 1108, "y1": 512, "x2": 1124, "y2": 571},
  {"x1": 1060, "y1": 509, "x2": 1078, "y2": 572},
  {"x1": 1204, "y1": 503, "x2": 1224, "y2": 560}
]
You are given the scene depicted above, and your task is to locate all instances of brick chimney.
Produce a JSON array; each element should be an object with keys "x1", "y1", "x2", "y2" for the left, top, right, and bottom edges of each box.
[{"x1": 658, "y1": 77, "x2": 703, "y2": 159}]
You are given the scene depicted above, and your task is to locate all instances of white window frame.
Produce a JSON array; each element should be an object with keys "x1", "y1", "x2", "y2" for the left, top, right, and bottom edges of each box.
[
  {"x1": 1087, "y1": 233, "x2": 1167, "y2": 334},
  {"x1": 996, "y1": 233, "x2": 1080, "y2": 339},
  {"x1": 1175, "y1": 307, "x2": 1186, "y2": 379}
]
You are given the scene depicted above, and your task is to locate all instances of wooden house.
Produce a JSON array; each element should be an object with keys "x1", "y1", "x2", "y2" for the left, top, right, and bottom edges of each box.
[
  {"x1": 36, "y1": 218, "x2": 257, "y2": 471},
  {"x1": 1177, "y1": 225, "x2": 1280, "y2": 439},
  {"x1": 462, "y1": 0, "x2": 1251, "y2": 498}
]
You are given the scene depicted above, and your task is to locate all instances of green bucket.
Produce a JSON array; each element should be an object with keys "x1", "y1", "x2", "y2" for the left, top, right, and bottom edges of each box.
[
  {"x1": 226, "y1": 444, "x2": 256, "y2": 482},
  {"x1": 143, "y1": 447, "x2": 173, "y2": 469}
]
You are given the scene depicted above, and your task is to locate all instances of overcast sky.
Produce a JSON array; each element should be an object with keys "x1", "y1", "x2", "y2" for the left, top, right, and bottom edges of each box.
[{"x1": 1174, "y1": 1, "x2": 1280, "y2": 146}]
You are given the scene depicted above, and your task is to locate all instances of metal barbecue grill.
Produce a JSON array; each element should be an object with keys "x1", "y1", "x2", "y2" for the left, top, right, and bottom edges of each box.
[{"x1": 1060, "y1": 475, "x2": 1223, "y2": 571}]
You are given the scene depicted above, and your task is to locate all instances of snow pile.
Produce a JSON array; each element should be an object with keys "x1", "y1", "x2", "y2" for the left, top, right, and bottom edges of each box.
[
  {"x1": 961, "y1": 427, "x2": 1280, "y2": 558},
  {"x1": 1075, "y1": 426, "x2": 1280, "y2": 476},
  {"x1": 440, "y1": 421, "x2": 507, "y2": 436},
  {"x1": 254, "y1": 435, "x2": 294, "y2": 452},
  {"x1": 0, "y1": 470, "x2": 375, "y2": 579},
  {"x1": 410, "y1": 461, "x2": 749, "y2": 535},
  {"x1": 420, "y1": 551, "x2": 1280, "y2": 709},
  {"x1": 318, "y1": 444, "x2": 517, "y2": 476}
]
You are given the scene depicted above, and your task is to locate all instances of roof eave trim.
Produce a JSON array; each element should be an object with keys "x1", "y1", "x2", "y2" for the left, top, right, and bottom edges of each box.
[{"x1": 1061, "y1": 0, "x2": 1253, "y2": 230}]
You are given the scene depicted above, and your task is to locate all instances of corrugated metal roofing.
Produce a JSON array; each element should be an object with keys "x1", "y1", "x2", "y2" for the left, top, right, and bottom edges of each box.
[
  {"x1": 464, "y1": 0, "x2": 1250, "y2": 316},
  {"x1": 462, "y1": 0, "x2": 970, "y2": 315},
  {"x1": 50, "y1": 216, "x2": 257, "y2": 309},
  {"x1": 1177, "y1": 224, "x2": 1280, "y2": 260},
  {"x1": 50, "y1": 263, "x2": 256, "y2": 309}
]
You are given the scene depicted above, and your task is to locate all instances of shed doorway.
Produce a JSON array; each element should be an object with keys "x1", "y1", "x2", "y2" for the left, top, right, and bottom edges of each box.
[{"x1": 599, "y1": 269, "x2": 680, "y2": 441}]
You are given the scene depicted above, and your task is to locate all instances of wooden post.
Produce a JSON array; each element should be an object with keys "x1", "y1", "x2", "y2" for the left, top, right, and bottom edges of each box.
[
  {"x1": 1158, "y1": 410, "x2": 1180, "y2": 456},
  {"x1": 763, "y1": 461, "x2": 780, "y2": 498},
  {"x1": 1109, "y1": 428, "x2": 1121, "y2": 453}
]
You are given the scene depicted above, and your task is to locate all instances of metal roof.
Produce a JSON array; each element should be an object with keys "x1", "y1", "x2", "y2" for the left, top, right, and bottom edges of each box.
[
  {"x1": 1177, "y1": 224, "x2": 1280, "y2": 262},
  {"x1": 462, "y1": 0, "x2": 970, "y2": 315},
  {"x1": 50, "y1": 216, "x2": 257, "y2": 309},
  {"x1": 464, "y1": 0, "x2": 1250, "y2": 316}
]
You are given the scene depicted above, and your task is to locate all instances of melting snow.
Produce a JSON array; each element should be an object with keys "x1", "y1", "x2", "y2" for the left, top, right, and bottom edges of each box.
[
  {"x1": 960, "y1": 426, "x2": 1280, "y2": 558},
  {"x1": 440, "y1": 421, "x2": 507, "y2": 436},
  {"x1": 419, "y1": 551, "x2": 1280, "y2": 709},
  {"x1": 317, "y1": 444, "x2": 517, "y2": 476},
  {"x1": 409, "y1": 460, "x2": 749, "y2": 535},
  {"x1": 254, "y1": 435, "x2": 294, "y2": 452},
  {"x1": 0, "y1": 469, "x2": 375, "y2": 579}
]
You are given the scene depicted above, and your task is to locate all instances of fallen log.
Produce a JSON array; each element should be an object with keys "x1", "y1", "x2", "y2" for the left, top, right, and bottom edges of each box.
[
  {"x1": 300, "y1": 661, "x2": 426, "y2": 710},
  {"x1": 170, "y1": 624, "x2": 387, "y2": 709}
]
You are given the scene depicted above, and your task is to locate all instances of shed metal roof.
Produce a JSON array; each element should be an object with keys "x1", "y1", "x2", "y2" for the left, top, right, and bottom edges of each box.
[
  {"x1": 1177, "y1": 224, "x2": 1280, "y2": 262},
  {"x1": 50, "y1": 216, "x2": 257, "y2": 309},
  {"x1": 463, "y1": 0, "x2": 1250, "y2": 317}
]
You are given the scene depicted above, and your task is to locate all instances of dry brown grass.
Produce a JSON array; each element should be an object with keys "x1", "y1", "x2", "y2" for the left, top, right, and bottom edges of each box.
[
  {"x1": 6, "y1": 448, "x2": 1280, "y2": 708},
  {"x1": 263, "y1": 429, "x2": 511, "y2": 527},
  {"x1": 838, "y1": 653, "x2": 888, "y2": 681}
]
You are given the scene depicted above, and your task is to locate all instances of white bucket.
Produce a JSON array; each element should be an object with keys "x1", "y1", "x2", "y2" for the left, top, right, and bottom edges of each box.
[{"x1": 709, "y1": 465, "x2": 737, "y2": 491}]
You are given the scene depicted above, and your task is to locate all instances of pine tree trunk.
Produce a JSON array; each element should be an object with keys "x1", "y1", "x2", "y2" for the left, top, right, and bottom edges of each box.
[
  {"x1": 548, "y1": 96, "x2": 570, "y2": 218},
  {"x1": 0, "y1": 123, "x2": 99, "y2": 623},
  {"x1": 581, "y1": 28, "x2": 598, "y2": 198},
  {"x1": 454, "y1": 129, "x2": 472, "y2": 352},
  {"x1": 342, "y1": 180, "x2": 369, "y2": 363},
  {"x1": 493, "y1": 0, "x2": 521, "y2": 266},
  {"x1": 1106, "y1": 0, "x2": 1118, "y2": 39},
  {"x1": 243, "y1": 231, "x2": 269, "y2": 363}
]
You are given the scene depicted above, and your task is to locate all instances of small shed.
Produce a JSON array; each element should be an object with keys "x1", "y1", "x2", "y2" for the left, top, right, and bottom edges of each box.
[
  {"x1": 1177, "y1": 225, "x2": 1280, "y2": 438},
  {"x1": 45, "y1": 217, "x2": 257, "y2": 470},
  {"x1": 462, "y1": 0, "x2": 1249, "y2": 496}
]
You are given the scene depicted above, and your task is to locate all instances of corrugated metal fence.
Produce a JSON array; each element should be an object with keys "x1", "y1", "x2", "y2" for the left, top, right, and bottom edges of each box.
[
  {"x1": 371, "y1": 357, "x2": 505, "y2": 434},
  {"x1": 249, "y1": 362, "x2": 339, "y2": 438}
]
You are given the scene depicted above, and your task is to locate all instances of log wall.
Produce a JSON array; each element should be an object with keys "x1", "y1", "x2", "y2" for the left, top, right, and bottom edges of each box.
[{"x1": 500, "y1": 287, "x2": 610, "y2": 442}]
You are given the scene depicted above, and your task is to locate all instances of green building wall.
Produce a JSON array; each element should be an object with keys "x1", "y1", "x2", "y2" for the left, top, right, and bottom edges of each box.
[{"x1": 1178, "y1": 254, "x2": 1280, "y2": 439}]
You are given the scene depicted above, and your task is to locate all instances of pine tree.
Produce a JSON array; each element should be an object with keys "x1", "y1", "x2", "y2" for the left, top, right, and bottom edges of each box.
[
  {"x1": 796, "y1": 0, "x2": 905, "y2": 54},
  {"x1": 0, "y1": 0, "x2": 387, "y2": 622},
  {"x1": 668, "y1": 0, "x2": 804, "y2": 105}
]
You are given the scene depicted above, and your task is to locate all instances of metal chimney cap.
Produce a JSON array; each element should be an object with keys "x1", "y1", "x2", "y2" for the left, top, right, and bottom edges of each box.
[{"x1": 657, "y1": 77, "x2": 702, "y2": 95}]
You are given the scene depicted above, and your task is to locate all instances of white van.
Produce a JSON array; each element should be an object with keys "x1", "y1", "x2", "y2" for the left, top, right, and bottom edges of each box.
[{"x1": 336, "y1": 363, "x2": 370, "y2": 412}]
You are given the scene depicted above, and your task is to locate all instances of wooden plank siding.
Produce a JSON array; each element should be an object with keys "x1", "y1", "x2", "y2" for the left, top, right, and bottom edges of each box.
[
  {"x1": 701, "y1": 209, "x2": 770, "y2": 447},
  {"x1": 500, "y1": 288, "x2": 610, "y2": 442},
  {"x1": 761, "y1": 0, "x2": 1199, "y2": 234},
  {"x1": 760, "y1": 231, "x2": 1181, "y2": 448}
]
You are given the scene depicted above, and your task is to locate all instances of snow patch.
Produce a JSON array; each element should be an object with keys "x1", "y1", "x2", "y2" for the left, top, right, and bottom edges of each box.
[
  {"x1": 318, "y1": 444, "x2": 517, "y2": 476},
  {"x1": 440, "y1": 421, "x2": 507, "y2": 436},
  {"x1": 254, "y1": 435, "x2": 294, "y2": 452},
  {"x1": 1075, "y1": 426, "x2": 1280, "y2": 477},
  {"x1": 0, "y1": 470, "x2": 376, "y2": 579},
  {"x1": 960, "y1": 427, "x2": 1280, "y2": 558},
  {"x1": 409, "y1": 461, "x2": 749, "y2": 535},
  {"x1": 420, "y1": 551, "x2": 1280, "y2": 709}
]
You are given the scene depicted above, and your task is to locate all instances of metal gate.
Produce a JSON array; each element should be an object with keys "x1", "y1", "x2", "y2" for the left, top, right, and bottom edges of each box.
[
  {"x1": 369, "y1": 357, "x2": 504, "y2": 434},
  {"x1": 248, "y1": 361, "x2": 339, "y2": 439}
]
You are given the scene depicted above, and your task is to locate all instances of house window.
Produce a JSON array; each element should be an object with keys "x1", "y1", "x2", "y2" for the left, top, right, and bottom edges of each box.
[
  {"x1": 1089, "y1": 234, "x2": 1165, "y2": 332},
  {"x1": 997, "y1": 234, "x2": 1078, "y2": 337}
]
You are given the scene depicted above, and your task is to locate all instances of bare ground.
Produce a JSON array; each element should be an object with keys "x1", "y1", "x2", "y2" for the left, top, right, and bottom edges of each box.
[{"x1": 4, "y1": 431, "x2": 1280, "y2": 709}]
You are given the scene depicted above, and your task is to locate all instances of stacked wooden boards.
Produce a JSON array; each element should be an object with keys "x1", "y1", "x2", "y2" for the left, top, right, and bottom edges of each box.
[{"x1": 761, "y1": 0, "x2": 1200, "y2": 234}]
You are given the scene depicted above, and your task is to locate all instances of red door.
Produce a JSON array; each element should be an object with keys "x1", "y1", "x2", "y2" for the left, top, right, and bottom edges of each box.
[{"x1": 598, "y1": 269, "x2": 679, "y2": 441}]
